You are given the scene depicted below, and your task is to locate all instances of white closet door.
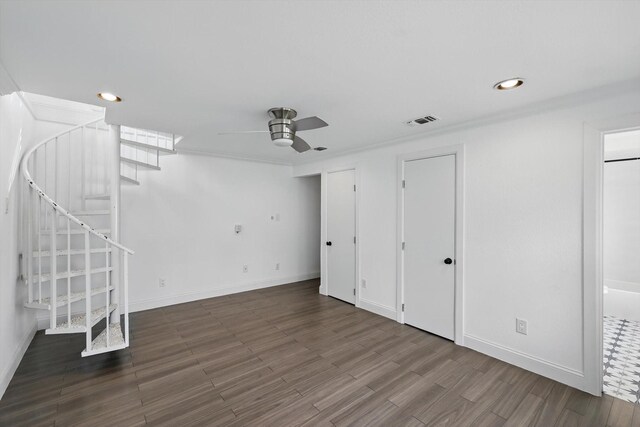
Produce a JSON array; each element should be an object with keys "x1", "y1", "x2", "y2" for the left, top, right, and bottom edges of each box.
[
  {"x1": 327, "y1": 169, "x2": 356, "y2": 304},
  {"x1": 404, "y1": 155, "x2": 456, "y2": 340}
]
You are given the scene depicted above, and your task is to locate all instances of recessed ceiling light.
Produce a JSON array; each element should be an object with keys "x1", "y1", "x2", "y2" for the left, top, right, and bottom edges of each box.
[
  {"x1": 493, "y1": 78, "x2": 524, "y2": 91},
  {"x1": 97, "y1": 92, "x2": 122, "y2": 102}
]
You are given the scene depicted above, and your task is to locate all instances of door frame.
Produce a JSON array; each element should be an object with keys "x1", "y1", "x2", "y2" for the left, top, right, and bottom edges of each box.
[
  {"x1": 397, "y1": 144, "x2": 465, "y2": 345},
  {"x1": 321, "y1": 166, "x2": 360, "y2": 306},
  {"x1": 584, "y1": 113, "x2": 640, "y2": 395}
]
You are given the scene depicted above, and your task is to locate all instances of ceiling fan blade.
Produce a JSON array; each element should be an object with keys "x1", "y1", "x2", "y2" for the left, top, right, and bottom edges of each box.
[
  {"x1": 217, "y1": 130, "x2": 269, "y2": 135},
  {"x1": 291, "y1": 136, "x2": 311, "y2": 153},
  {"x1": 292, "y1": 116, "x2": 328, "y2": 131}
]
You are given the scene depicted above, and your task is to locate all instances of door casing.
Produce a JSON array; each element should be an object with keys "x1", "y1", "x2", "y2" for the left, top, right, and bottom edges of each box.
[{"x1": 584, "y1": 113, "x2": 640, "y2": 396}]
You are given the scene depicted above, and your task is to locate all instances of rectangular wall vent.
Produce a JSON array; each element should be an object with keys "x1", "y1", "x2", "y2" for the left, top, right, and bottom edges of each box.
[{"x1": 405, "y1": 115, "x2": 439, "y2": 127}]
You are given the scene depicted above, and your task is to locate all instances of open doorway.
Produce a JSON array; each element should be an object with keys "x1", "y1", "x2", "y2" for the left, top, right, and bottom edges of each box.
[
  {"x1": 298, "y1": 174, "x2": 321, "y2": 289},
  {"x1": 602, "y1": 129, "x2": 640, "y2": 402}
]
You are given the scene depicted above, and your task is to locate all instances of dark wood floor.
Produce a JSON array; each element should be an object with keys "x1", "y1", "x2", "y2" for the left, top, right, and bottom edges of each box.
[{"x1": 1, "y1": 279, "x2": 639, "y2": 426}]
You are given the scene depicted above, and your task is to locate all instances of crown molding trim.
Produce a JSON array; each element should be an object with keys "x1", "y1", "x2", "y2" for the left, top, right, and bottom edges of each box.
[
  {"x1": 177, "y1": 147, "x2": 293, "y2": 166},
  {"x1": 293, "y1": 79, "x2": 640, "y2": 166}
]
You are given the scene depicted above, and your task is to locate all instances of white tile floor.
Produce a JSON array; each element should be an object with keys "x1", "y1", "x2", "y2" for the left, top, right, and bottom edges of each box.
[{"x1": 604, "y1": 315, "x2": 640, "y2": 403}]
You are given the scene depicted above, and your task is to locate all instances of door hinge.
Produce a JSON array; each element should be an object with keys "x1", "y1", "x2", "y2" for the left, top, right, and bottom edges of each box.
[
  {"x1": 402, "y1": 303, "x2": 405, "y2": 312},
  {"x1": 402, "y1": 180, "x2": 405, "y2": 189},
  {"x1": 353, "y1": 236, "x2": 356, "y2": 244},
  {"x1": 353, "y1": 289, "x2": 356, "y2": 296},
  {"x1": 17, "y1": 253, "x2": 24, "y2": 282},
  {"x1": 402, "y1": 242, "x2": 405, "y2": 250},
  {"x1": 353, "y1": 184, "x2": 356, "y2": 192}
]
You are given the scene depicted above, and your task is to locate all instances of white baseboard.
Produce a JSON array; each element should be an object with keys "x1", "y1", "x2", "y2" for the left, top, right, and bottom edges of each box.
[
  {"x1": 129, "y1": 273, "x2": 321, "y2": 313},
  {"x1": 36, "y1": 315, "x2": 49, "y2": 331},
  {"x1": 604, "y1": 288, "x2": 640, "y2": 322},
  {"x1": 604, "y1": 279, "x2": 640, "y2": 293},
  {"x1": 35, "y1": 273, "x2": 321, "y2": 329},
  {"x1": 463, "y1": 334, "x2": 588, "y2": 393},
  {"x1": 0, "y1": 321, "x2": 37, "y2": 400},
  {"x1": 358, "y1": 298, "x2": 397, "y2": 320}
]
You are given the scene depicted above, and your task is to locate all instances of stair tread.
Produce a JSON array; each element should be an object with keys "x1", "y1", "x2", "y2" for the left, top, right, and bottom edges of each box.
[
  {"x1": 84, "y1": 322, "x2": 125, "y2": 354},
  {"x1": 33, "y1": 248, "x2": 111, "y2": 257},
  {"x1": 84, "y1": 194, "x2": 110, "y2": 200},
  {"x1": 32, "y1": 267, "x2": 113, "y2": 283},
  {"x1": 40, "y1": 228, "x2": 110, "y2": 235},
  {"x1": 25, "y1": 286, "x2": 115, "y2": 309},
  {"x1": 55, "y1": 303, "x2": 117, "y2": 329},
  {"x1": 70, "y1": 210, "x2": 110, "y2": 215},
  {"x1": 120, "y1": 175, "x2": 140, "y2": 185},
  {"x1": 120, "y1": 157, "x2": 161, "y2": 170}
]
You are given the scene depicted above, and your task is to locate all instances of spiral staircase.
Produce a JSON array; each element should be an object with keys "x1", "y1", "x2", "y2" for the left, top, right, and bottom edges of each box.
[{"x1": 20, "y1": 117, "x2": 178, "y2": 356}]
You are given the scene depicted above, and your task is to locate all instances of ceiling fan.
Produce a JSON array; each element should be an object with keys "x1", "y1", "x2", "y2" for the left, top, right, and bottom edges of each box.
[{"x1": 219, "y1": 107, "x2": 328, "y2": 153}]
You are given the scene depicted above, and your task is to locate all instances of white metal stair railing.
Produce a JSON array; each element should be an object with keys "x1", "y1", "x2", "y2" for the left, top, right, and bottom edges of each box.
[
  {"x1": 20, "y1": 116, "x2": 134, "y2": 357},
  {"x1": 119, "y1": 126, "x2": 179, "y2": 186},
  {"x1": 121, "y1": 125, "x2": 177, "y2": 152}
]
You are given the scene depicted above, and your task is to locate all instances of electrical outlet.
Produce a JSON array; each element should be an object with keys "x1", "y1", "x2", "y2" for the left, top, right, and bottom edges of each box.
[
  {"x1": 243, "y1": 265, "x2": 248, "y2": 273},
  {"x1": 361, "y1": 278, "x2": 367, "y2": 288},
  {"x1": 159, "y1": 278, "x2": 166, "y2": 288},
  {"x1": 275, "y1": 263, "x2": 280, "y2": 270},
  {"x1": 516, "y1": 318, "x2": 527, "y2": 335}
]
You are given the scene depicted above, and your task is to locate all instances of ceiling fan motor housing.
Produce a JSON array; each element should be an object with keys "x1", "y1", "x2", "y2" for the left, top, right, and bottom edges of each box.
[
  {"x1": 268, "y1": 108, "x2": 298, "y2": 146},
  {"x1": 269, "y1": 118, "x2": 295, "y2": 145}
]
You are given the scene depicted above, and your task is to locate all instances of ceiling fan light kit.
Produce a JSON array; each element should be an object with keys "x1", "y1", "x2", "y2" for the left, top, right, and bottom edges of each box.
[
  {"x1": 220, "y1": 107, "x2": 328, "y2": 153},
  {"x1": 273, "y1": 138, "x2": 293, "y2": 147}
]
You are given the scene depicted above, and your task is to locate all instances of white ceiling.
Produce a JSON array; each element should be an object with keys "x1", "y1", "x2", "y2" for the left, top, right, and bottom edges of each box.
[{"x1": 2, "y1": 1, "x2": 640, "y2": 164}]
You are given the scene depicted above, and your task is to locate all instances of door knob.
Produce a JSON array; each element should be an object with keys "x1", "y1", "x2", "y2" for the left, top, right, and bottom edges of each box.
[
  {"x1": 444, "y1": 258, "x2": 453, "y2": 265},
  {"x1": 326, "y1": 241, "x2": 332, "y2": 246}
]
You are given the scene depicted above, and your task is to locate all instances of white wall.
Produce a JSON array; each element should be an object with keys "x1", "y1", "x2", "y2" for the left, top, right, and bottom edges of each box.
[
  {"x1": 0, "y1": 92, "x2": 79, "y2": 397},
  {"x1": 603, "y1": 130, "x2": 640, "y2": 320},
  {"x1": 294, "y1": 88, "x2": 640, "y2": 392},
  {"x1": 0, "y1": 93, "x2": 36, "y2": 399},
  {"x1": 121, "y1": 152, "x2": 321, "y2": 311}
]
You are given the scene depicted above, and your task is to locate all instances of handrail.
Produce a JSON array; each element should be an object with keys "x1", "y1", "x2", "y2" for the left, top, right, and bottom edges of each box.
[{"x1": 20, "y1": 117, "x2": 134, "y2": 255}]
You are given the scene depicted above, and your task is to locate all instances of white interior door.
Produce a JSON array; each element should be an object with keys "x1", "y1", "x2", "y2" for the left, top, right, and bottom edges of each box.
[
  {"x1": 327, "y1": 169, "x2": 356, "y2": 304},
  {"x1": 403, "y1": 155, "x2": 456, "y2": 340}
]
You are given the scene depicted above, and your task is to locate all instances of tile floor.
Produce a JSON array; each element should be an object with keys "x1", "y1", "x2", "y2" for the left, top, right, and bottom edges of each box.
[{"x1": 604, "y1": 315, "x2": 640, "y2": 403}]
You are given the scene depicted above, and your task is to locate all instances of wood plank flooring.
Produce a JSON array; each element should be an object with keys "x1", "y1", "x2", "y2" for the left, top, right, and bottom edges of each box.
[{"x1": 1, "y1": 279, "x2": 639, "y2": 426}]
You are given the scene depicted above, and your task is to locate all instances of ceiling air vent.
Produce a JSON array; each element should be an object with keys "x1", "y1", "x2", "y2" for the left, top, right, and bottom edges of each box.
[{"x1": 405, "y1": 115, "x2": 439, "y2": 127}]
